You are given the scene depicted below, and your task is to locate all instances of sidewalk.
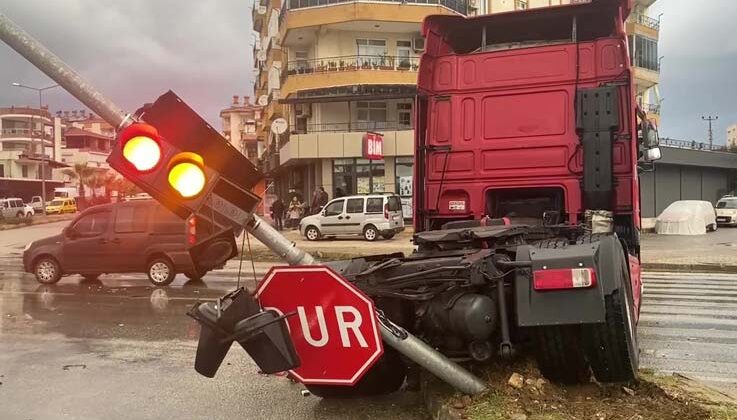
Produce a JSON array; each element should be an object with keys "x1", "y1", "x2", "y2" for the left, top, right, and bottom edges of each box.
[{"x1": 641, "y1": 228, "x2": 737, "y2": 272}]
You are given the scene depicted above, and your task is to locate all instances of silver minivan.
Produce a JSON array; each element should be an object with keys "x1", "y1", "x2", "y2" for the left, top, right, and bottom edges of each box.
[
  {"x1": 299, "y1": 193, "x2": 405, "y2": 241},
  {"x1": 1, "y1": 198, "x2": 34, "y2": 218}
]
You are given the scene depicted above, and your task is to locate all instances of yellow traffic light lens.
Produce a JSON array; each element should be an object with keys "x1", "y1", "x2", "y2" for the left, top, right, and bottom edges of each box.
[
  {"x1": 168, "y1": 161, "x2": 206, "y2": 198},
  {"x1": 122, "y1": 136, "x2": 161, "y2": 171}
]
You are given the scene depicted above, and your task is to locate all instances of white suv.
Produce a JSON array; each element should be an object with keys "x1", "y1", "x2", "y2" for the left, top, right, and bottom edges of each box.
[
  {"x1": 300, "y1": 193, "x2": 405, "y2": 241},
  {"x1": 0, "y1": 198, "x2": 34, "y2": 218}
]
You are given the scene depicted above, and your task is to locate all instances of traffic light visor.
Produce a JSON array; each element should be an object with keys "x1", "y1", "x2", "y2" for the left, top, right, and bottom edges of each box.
[
  {"x1": 168, "y1": 152, "x2": 206, "y2": 198},
  {"x1": 118, "y1": 123, "x2": 162, "y2": 172}
]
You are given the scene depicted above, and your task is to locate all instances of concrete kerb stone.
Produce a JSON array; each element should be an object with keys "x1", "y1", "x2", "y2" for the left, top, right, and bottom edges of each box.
[
  {"x1": 642, "y1": 262, "x2": 737, "y2": 274},
  {"x1": 0, "y1": 214, "x2": 75, "y2": 231}
]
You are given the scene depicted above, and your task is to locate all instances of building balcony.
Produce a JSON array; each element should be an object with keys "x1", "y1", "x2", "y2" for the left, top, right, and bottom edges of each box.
[
  {"x1": 0, "y1": 128, "x2": 53, "y2": 143},
  {"x1": 626, "y1": 13, "x2": 660, "y2": 39},
  {"x1": 642, "y1": 102, "x2": 661, "y2": 115},
  {"x1": 280, "y1": 0, "x2": 465, "y2": 36},
  {"x1": 279, "y1": 125, "x2": 414, "y2": 166},
  {"x1": 265, "y1": 90, "x2": 284, "y2": 121},
  {"x1": 280, "y1": 55, "x2": 419, "y2": 98},
  {"x1": 253, "y1": 2, "x2": 267, "y2": 32},
  {"x1": 633, "y1": 65, "x2": 659, "y2": 91}
]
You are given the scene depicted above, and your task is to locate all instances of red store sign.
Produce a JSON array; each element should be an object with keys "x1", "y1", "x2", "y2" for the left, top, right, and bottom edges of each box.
[{"x1": 362, "y1": 132, "x2": 384, "y2": 160}]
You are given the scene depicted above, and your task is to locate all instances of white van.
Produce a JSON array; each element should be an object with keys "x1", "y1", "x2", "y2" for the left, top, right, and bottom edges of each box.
[
  {"x1": 299, "y1": 193, "x2": 404, "y2": 241},
  {"x1": 716, "y1": 196, "x2": 737, "y2": 226}
]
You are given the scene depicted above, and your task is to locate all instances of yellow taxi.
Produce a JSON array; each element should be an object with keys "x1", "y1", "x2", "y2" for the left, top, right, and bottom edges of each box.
[{"x1": 45, "y1": 198, "x2": 77, "y2": 215}]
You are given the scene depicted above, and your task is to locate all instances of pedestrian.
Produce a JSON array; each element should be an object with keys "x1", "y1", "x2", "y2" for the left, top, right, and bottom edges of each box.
[
  {"x1": 288, "y1": 196, "x2": 302, "y2": 229},
  {"x1": 310, "y1": 186, "x2": 330, "y2": 214},
  {"x1": 335, "y1": 187, "x2": 345, "y2": 198},
  {"x1": 318, "y1": 186, "x2": 329, "y2": 209},
  {"x1": 271, "y1": 196, "x2": 285, "y2": 231}
]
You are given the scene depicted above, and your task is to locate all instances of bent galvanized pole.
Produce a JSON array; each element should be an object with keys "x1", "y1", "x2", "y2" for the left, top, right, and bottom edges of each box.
[
  {"x1": 0, "y1": 12, "x2": 129, "y2": 130},
  {"x1": 0, "y1": 10, "x2": 487, "y2": 395}
]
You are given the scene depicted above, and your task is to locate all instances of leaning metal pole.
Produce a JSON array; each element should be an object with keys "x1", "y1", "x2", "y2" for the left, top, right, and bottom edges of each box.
[
  {"x1": 0, "y1": 12, "x2": 129, "y2": 130},
  {"x1": 0, "y1": 11, "x2": 486, "y2": 395}
]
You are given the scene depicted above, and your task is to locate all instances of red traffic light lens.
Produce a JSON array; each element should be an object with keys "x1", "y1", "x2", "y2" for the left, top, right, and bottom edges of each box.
[
  {"x1": 123, "y1": 136, "x2": 162, "y2": 171},
  {"x1": 118, "y1": 123, "x2": 162, "y2": 172},
  {"x1": 168, "y1": 152, "x2": 206, "y2": 198}
]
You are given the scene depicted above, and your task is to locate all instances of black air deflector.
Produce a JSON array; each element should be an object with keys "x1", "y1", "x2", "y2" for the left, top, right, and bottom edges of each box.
[{"x1": 576, "y1": 87, "x2": 619, "y2": 210}]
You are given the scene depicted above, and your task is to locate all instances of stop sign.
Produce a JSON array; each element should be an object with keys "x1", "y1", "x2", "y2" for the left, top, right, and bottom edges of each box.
[{"x1": 255, "y1": 265, "x2": 384, "y2": 385}]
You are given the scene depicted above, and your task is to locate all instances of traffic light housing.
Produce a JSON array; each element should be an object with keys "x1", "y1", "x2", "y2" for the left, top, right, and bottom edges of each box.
[{"x1": 107, "y1": 90, "x2": 262, "y2": 228}]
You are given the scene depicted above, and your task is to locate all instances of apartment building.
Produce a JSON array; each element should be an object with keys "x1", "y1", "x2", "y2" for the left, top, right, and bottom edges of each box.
[
  {"x1": 486, "y1": 0, "x2": 662, "y2": 125},
  {"x1": 0, "y1": 106, "x2": 66, "y2": 199},
  {"x1": 219, "y1": 95, "x2": 262, "y2": 164},
  {"x1": 253, "y1": 0, "x2": 469, "y2": 209},
  {"x1": 727, "y1": 124, "x2": 737, "y2": 149}
]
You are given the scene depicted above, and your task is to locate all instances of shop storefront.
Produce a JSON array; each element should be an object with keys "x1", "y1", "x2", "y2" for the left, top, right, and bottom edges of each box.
[
  {"x1": 395, "y1": 156, "x2": 413, "y2": 219},
  {"x1": 332, "y1": 158, "x2": 385, "y2": 197}
]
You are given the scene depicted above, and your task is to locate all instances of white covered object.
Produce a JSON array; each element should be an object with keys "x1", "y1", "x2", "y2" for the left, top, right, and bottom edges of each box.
[{"x1": 655, "y1": 200, "x2": 716, "y2": 235}]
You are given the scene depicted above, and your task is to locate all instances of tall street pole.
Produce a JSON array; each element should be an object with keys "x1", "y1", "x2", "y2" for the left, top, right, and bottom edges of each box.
[
  {"x1": 11, "y1": 82, "x2": 59, "y2": 210},
  {"x1": 702, "y1": 115, "x2": 718, "y2": 150}
]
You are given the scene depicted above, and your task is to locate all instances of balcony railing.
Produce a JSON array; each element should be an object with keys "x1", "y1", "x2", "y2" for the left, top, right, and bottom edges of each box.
[
  {"x1": 292, "y1": 120, "x2": 413, "y2": 134},
  {"x1": 633, "y1": 56, "x2": 660, "y2": 73},
  {"x1": 631, "y1": 13, "x2": 660, "y2": 31},
  {"x1": 286, "y1": 0, "x2": 467, "y2": 15},
  {"x1": 642, "y1": 103, "x2": 661, "y2": 115},
  {"x1": 0, "y1": 128, "x2": 52, "y2": 140},
  {"x1": 661, "y1": 138, "x2": 731, "y2": 153},
  {"x1": 282, "y1": 55, "x2": 420, "y2": 81}
]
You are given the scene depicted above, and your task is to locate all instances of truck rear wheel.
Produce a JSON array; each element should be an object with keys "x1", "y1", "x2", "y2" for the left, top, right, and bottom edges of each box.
[
  {"x1": 583, "y1": 254, "x2": 639, "y2": 383},
  {"x1": 533, "y1": 325, "x2": 591, "y2": 384}
]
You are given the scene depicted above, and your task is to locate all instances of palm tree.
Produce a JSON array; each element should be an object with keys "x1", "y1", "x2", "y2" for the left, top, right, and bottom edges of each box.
[{"x1": 61, "y1": 162, "x2": 93, "y2": 199}]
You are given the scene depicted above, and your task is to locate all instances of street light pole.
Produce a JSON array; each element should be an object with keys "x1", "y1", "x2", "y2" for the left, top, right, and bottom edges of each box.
[
  {"x1": 11, "y1": 82, "x2": 59, "y2": 211},
  {"x1": 702, "y1": 115, "x2": 719, "y2": 150}
]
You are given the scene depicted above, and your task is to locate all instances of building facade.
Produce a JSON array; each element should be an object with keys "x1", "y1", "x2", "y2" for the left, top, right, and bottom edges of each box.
[
  {"x1": 219, "y1": 95, "x2": 262, "y2": 164},
  {"x1": 727, "y1": 124, "x2": 737, "y2": 149},
  {"x1": 0, "y1": 106, "x2": 66, "y2": 199},
  {"x1": 253, "y1": 0, "x2": 467, "y2": 212}
]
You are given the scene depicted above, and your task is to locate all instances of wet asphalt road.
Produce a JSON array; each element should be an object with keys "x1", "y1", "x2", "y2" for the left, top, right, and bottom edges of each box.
[
  {"x1": 4, "y1": 223, "x2": 737, "y2": 418},
  {"x1": 0, "y1": 222, "x2": 424, "y2": 420}
]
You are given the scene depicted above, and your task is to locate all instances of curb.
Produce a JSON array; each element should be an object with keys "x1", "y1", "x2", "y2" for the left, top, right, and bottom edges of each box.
[
  {"x1": 642, "y1": 262, "x2": 737, "y2": 274},
  {"x1": 0, "y1": 215, "x2": 75, "y2": 231}
]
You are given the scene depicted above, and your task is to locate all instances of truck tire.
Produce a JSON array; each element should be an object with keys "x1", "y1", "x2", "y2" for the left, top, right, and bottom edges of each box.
[
  {"x1": 533, "y1": 325, "x2": 591, "y2": 384},
  {"x1": 305, "y1": 348, "x2": 406, "y2": 398},
  {"x1": 583, "y1": 250, "x2": 639, "y2": 383}
]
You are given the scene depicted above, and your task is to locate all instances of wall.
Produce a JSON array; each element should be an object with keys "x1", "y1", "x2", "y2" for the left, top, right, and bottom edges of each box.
[{"x1": 640, "y1": 163, "x2": 736, "y2": 218}]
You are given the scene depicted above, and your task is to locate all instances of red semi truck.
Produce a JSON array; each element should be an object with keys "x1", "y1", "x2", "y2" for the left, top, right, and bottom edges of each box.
[{"x1": 304, "y1": 0, "x2": 662, "y2": 395}]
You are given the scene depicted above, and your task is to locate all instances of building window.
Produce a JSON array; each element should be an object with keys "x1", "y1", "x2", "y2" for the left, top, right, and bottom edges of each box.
[
  {"x1": 397, "y1": 103, "x2": 413, "y2": 129},
  {"x1": 356, "y1": 39, "x2": 387, "y2": 67},
  {"x1": 356, "y1": 102, "x2": 387, "y2": 131},
  {"x1": 396, "y1": 40, "x2": 412, "y2": 68},
  {"x1": 629, "y1": 34, "x2": 659, "y2": 72},
  {"x1": 21, "y1": 165, "x2": 28, "y2": 178},
  {"x1": 295, "y1": 50, "x2": 309, "y2": 71},
  {"x1": 0, "y1": 164, "x2": 4, "y2": 177},
  {"x1": 515, "y1": 0, "x2": 528, "y2": 9},
  {"x1": 332, "y1": 158, "x2": 385, "y2": 196}
]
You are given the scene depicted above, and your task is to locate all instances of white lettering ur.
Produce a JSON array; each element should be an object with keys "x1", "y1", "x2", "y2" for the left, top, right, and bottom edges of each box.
[{"x1": 297, "y1": 306, "x2": 368, "y2": 348}]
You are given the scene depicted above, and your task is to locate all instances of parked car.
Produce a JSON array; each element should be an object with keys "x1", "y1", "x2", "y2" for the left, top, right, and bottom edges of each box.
[
  {"x1": 0, "y1": 198, "x2": 34, "y2": 218},
  {"x1": 716, "y1": 196, "x2": 737, "y2": 226},
  {"x1": 23, "y1": 200, "x2": 219, "y2": 286},
  {"x1": 45, "y1": 198, "x2": 77, "y2": 214},
  {"x1": 299, "y1": 193, "x2": 404, "y2": 241},
  {"x1": 655, "y1": 200, "x2": 717, "y2": 235},
  {"x1": 26, "y1": 195, "x2": 44, "y2": 213}
]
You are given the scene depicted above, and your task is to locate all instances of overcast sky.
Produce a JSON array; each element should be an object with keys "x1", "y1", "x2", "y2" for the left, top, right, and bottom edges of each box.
[
  {"x1": 0, "y1": 0, "x2": 255, "y2": 128},
  {"x1": 0, "y1": 1, "x2": 735, "y2": 143}
]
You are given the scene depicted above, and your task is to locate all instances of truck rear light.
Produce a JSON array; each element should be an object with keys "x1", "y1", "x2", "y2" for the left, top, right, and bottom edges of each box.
[
  {"x1": 533, "y1": 268, "x2": 596, "y2": 291},
  {"x1": 187, "y1": 215, "x2": 197, "y2": 245},
  {"x1": 384, "y1": 203, "x2": 389, "y2": 220}
]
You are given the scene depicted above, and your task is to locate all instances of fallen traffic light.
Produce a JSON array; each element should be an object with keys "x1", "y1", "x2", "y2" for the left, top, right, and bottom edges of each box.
[
  {"x1": 107, "y1": 90, "x2": 262, "y2": 235},
  {"x1": 187, "y1": 227, "x2": 237, "y2": 274},
  {"x1": 187, "y1": 288, "x2": 300, "y2": 377}
]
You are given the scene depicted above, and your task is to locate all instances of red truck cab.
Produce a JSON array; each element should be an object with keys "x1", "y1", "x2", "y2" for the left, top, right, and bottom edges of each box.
[{"x1": 414, "y1": 0, "x2": 658, "y2": 260}]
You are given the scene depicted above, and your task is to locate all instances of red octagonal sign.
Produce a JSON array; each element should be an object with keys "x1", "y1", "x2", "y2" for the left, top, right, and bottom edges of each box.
[{"x1": 255, "y1": 266, "x2": 384, "y2": 385}]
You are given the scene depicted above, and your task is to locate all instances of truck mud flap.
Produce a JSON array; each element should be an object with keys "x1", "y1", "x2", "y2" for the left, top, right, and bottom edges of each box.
[{"x1": 515, "y1": 236, "x2": 624, "y2": 327}]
